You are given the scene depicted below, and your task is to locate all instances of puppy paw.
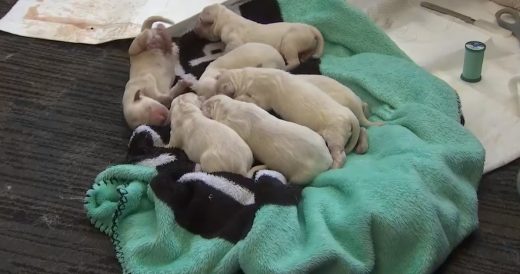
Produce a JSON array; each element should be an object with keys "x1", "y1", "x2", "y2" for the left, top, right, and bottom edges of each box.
[
  {"x1": 146, "y1": 31, "x2": 164, "y2": 50},
  {"x1": 180, "y1": 74, "x2": 198, "y2": 85},
  {"x1": 355, "y1": 143, "x2": 368, "y2": 154},
  {"x1": 171, "y1": 44, "x2": 179, "y2": 56},
  {"x1": 331, "y1": 160, "x2": 342, "y2": 169},
  {"x1": 169, "y1": 77, "x2": 195, "y2": 98},
  {"x1": 178, "y1": 79, "x2": 192, "y2": 88},
  {"x1": 331, "y1": 152, "x2": 346, "y2": 169},
  {"x1": 355, "y1": 128, "x2": 369, "y2": 154}
]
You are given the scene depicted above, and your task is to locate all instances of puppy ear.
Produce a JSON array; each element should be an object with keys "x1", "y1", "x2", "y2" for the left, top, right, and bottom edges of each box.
[
  {"x1": 201, "y1": 100, "x2": 214, "y2": 117},
  {"x1": 178, "y1": 100, "x2": 192, "y2": 113},
  {"x1": 200, "y1": 4, "x2": 222, "y2": 24},
  {"x1": 199, "y1": 11, "x2": 214, "y2": 25},
  {"x1": 134, "y1": 89, "x2": 142, "y2": 101},
  {"x1": 220, "y1": 83, "x2": 235, "y2": 97}
]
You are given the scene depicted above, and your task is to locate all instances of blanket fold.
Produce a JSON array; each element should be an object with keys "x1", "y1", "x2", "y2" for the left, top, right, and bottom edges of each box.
[{"x1": 84, "y1": 0, "x2": 485, "y2": 273}]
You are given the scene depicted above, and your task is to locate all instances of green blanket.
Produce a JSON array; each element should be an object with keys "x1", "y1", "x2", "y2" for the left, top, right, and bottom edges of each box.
[{"x1": 84, "y1": 0, "x2": 485, "y2": 273}]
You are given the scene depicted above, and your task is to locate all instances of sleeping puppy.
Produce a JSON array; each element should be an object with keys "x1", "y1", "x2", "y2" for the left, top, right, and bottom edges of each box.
[
  {"x1": 298, "y1": 75, "x2": 384, "y2": 128},
  {"x1": 193, "y1": 4, "x2": 324, "y2": 70},
  {"x1": 123, "y1": 16, "x2": 189, "y2": 129},
  {"x1": 168, "y1": 93, "x2": 253, "y2": 176},
  {"x1": 182, "y1": 42, "x2": 285, "y2": 99},
  {"x1": 202, "y1": 95, "x2": 332, "y2": 184},
  {"x1": 215, "y1": 68, "x2": 361, "y2": 168}
]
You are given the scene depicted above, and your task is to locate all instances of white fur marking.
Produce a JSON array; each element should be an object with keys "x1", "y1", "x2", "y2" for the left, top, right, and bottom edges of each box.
[
  {"x1": 189, "y1": 42, "x2": 225, "y2": 66},
  {"x1": 255, "y1": 170, "x2": 287, "y2": 185},
  {"x1": 181, "y1": 73, "x2": 198, "y2": 83},
  {"x1": 175, "y1": 62, "x2": 186, "y2": 76},
  {"x1": 129, "y1": 125, "x2": 165, "y2": 147},
  {"x1": 137, "y1": 153, "x2": 177, "y2": 168},
  {"x1": 179, "y1": 172, "x2": 255, "y2": 205}
]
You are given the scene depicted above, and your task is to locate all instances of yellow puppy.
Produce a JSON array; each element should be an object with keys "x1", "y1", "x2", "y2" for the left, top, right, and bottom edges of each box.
[
  {"x1": 202, "y1": 95, "x2": 332, "y2": 184},
  {"x1": 298, "y1": 74, "x2": 383, "y2": 128},
  {"x1": 168, "y1": 93, "x2": 253, "y2": 176},
  {"x1": 123, "y1": 16, "x2": 188, "y2": 129},
  {"x1": 183, "y1": 42, "x2": 286, "y2": 99},
  {"x1": 215, "y1": 68, "x2": 361, "y2": 168},
  {"x1": 193, "y1": 4, "x2": 324, "y2": 69}
]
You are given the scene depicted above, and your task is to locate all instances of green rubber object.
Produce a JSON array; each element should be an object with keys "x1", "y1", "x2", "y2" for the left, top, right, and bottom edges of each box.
[{"x1": 461, "y1": 41, "x2": 486, "y2": 83}]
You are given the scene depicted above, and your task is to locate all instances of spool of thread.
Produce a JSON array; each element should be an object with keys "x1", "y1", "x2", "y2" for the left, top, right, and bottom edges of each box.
[{"x1": 461, "y1": 41, "x2": 486, "y2": 83}]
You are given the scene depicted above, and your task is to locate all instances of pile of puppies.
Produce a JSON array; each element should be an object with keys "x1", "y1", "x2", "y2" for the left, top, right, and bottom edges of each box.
[{"x1": 123, "y1": 4, "x2": 383, "y2": 185}]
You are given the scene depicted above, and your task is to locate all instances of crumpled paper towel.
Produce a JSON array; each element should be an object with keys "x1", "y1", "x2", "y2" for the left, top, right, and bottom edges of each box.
[{"x1": 0, "y1": 0, "x2": 246, "y2": 44}]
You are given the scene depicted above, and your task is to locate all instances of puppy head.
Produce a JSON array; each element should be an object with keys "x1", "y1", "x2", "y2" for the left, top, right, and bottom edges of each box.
[
  {"x1": 170, "y1": 92, "x2": 202, "y2": 117},
  {"x1": 200, "y1": 4, "x2": 222, "y2": 23},
  {"x1": 124, "y1": 89, "x2": 171, "y2": 129},
  {"x1": 215, "y1": 70, "x2": 239, "y2": 97},
  {"x1": 201, "y1": 94, "x2": 230, "y2": 120},
  {"x1": 142, "y1": 25, "x2": 176, "y2": 55},
  {"x1": 193, "y1": 4, "x2": 223, "y2": 41},
  {"x1": 178, "y1": 92, "x2": 203, "y2": 108}
]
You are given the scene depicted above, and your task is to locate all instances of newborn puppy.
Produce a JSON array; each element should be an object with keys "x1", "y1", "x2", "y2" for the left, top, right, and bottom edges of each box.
[
  {"x1": 298, "y1": 75, "x2": 383, "y2": 128},
  {"x1": 168, "y1": 93, "x2": 253, "y2": 176},
  {"x1": 193, "y1": 4, "x2": 324, "y2": 69},
  {"x1": 202, "y1": 95, "x2": 332, "y2": 184},
  {"x1": 123, "y1": 16, "x2": 188, "y2": 129},
  {"x1": 182, "y1": 42, "x2": 286, "y2": 99},
  {"x1": 216, "y1": 68, "x2": 361, "y2": 168}
]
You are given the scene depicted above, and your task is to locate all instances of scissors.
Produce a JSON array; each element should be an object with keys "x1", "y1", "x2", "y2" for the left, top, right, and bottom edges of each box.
[{"x1": 495, "y1": 8, "x2": 520, "y2": 42}]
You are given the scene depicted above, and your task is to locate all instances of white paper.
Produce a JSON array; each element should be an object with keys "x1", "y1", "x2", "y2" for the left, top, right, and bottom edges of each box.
[{"x1": 0, "y1": 0, "x2": 245, "y2": 44}]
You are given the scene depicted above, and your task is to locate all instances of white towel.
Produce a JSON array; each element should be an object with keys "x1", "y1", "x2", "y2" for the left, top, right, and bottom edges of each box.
[{"x1": 351, "y1": 0, "x2": 520, "y2": 173}]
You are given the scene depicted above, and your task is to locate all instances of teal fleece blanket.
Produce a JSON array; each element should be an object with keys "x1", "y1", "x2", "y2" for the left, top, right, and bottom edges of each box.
[{"x1": 84, "y1": 0, "x2": 485, "y2": 273}]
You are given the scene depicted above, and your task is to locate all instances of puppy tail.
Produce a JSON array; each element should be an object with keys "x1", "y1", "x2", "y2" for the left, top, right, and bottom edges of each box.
[
  {"x1": 310, "y1": 26, "x2": 325, "y2": 58},
  {"x1": 344, "y1": 119, "x2": 360, "y2": 154},
  {"x1": 247, "y1": 165, "x2": 268, "y2": 178},
  {"x1": 362, "y1": 102, "x2": 371, "y2": 117},
  {"x1": 357, "y1": 103, "x2": 384, "y2": 127},
  {"x1": 141, "y1": 16, "x2": 175, "y2": 31}
]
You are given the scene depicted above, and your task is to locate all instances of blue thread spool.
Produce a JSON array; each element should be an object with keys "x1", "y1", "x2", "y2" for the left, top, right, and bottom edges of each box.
[{"x1": 461, "y1": 41, "x2": 486, "y2": 83}]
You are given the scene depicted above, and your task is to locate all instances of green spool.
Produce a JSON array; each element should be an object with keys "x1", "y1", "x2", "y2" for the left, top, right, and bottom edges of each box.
[{"x1": 461, "y1": 41, "x2": 486, "y2": 83}]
